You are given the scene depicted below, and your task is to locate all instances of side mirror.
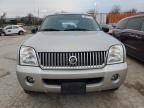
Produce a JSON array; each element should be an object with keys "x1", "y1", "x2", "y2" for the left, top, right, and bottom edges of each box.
[
  {"x1": 102, "y1": 27, "x2": 109, "y2": 33},
  {"x1": 31, "y1": 27, "x2": 38, "y2": 34}
]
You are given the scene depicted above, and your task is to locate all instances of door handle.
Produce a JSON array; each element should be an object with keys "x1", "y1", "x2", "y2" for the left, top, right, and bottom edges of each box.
[
  {"x1": 136, "y1": 36, "x2": 142, "y2": 39},
  {"x1": 127, "y1": 33, "x2": 137, "y2": 38}
]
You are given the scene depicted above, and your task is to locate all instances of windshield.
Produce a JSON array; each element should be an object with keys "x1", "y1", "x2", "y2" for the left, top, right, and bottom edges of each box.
[{"x1": 40, "y1": 14, "x2": 101, "y2": 31}]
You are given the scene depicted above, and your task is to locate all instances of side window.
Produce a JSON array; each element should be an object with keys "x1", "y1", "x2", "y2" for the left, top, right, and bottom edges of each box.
[
  {"x1": 116, "y1": 19, "x2": 128, "y2": 29},
  {"x1": 141, "y1": 23, "x2": 144, "y2": 32},
  {"x1": 126, "y1": 17, "x2": 144, "y2": 30},
  {"x1": 6, "y1": 26, "x2": 12, "y2": 30},
  {"x1": 13, "y1": 26, "x2": 19, "y2": 29}
]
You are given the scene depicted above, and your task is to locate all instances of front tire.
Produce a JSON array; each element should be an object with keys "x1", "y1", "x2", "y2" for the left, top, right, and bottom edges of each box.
[{"x1": 18, "y1": 31, "x2": 24, "y2": 35}]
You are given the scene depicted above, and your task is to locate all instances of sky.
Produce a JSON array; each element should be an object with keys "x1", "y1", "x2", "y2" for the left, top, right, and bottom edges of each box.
[{"x1": 0, "y1": 0, "x2": 144, "y2": 18}]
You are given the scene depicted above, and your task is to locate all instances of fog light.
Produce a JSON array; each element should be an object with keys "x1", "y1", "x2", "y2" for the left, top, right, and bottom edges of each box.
[
  {"x1": 26, "y1": 76, "x2": 35, "y2": 83},
  {"x1": 111, "y1": 74, "x2": 119, "y2": 81}
]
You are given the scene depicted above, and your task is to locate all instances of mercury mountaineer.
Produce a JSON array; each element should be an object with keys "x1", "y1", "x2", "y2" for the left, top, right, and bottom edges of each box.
[{"x1": 16, "y1": 14, "x2": 127, "y2": 94}]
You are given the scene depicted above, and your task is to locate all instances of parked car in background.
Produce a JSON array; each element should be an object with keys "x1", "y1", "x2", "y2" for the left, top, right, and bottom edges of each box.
[
  {"x1": 110, "y1": 15, "x2": 144, "y2": 62},
  {"x1": 0, "y1": 28, "x2": 4, "y2": 36},
  {"x1": 16, "y1": 14, "x2": 127, "y2": 94},
  {"x1": 2, "y1": 25, "x2": 26, "y2": 36}
]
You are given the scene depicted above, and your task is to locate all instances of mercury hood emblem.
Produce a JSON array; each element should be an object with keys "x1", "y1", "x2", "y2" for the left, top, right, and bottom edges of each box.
[{"x1": 69, "y1": 56, "x2": 77, "y2": 65}]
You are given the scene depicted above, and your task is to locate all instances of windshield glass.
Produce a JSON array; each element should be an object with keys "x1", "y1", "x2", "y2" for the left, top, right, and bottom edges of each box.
[{"x1": 40, "y1": 14, "x2": 101, "y2": 31}]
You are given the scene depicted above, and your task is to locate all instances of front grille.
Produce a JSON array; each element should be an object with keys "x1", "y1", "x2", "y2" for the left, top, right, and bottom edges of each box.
[
  {"x1": 43, "y1": 78, "x2": 104, "y2": 85},
  {"x1": 38, "y1": 51, "x2": 107, "y2": 69}
]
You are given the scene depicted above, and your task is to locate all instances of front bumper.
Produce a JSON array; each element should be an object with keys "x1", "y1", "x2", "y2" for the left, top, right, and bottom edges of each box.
[{"x1": 16, "y1": 63, "x2": 127, "y2": 93}]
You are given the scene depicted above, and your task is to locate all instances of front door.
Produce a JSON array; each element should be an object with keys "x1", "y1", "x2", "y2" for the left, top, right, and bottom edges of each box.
[{"x1": 4, "y1": 26, "x2": 13, "y2": 35}]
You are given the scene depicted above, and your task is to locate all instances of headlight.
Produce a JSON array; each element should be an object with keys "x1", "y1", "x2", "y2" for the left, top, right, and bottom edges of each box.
[
  {"x1": 107, "y1": 45, "x2": 124, "y2": 64},
  {"x1": 19, "y1": 46, "x2": 38, "y2": 66}
]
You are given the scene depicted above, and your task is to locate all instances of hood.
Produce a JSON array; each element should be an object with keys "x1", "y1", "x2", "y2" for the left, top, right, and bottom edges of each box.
[{"x1": 23, "y1": 31, "x2": 121, "y2": 52}]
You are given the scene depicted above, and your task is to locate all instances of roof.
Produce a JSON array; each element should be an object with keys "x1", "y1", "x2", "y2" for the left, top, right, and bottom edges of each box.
[
  {"x1": 123, "y1": 14, "x2": 144, "y2": 20},
  {"x1": 127, "y1": 14, "x2": 144, "y2": 18},
  {"x1": 117, "y1": 14, "x2": 144, "y2": 23}
]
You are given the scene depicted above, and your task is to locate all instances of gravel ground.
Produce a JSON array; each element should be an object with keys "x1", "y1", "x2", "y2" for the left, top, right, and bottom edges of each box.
[{"x1": 0, "y1": 34, "x2": 144, "y2": 108}]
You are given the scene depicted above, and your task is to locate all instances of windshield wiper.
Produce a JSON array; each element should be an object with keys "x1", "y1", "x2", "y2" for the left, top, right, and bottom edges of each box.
[
  {"x1": 64, "y1": 28, "x2": 90, "y2": 31},
  {"x1": 40, "y1": 28, "x2": 61, "y2": 31},
  {"x1": 40, "y1": 28, "x2": 90, "y2": 31}
]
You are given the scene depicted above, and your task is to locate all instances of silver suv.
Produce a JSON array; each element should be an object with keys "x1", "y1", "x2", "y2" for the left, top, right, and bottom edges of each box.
[{"x1": 16, "y1": 14, "x2": 127, "y2": 94}]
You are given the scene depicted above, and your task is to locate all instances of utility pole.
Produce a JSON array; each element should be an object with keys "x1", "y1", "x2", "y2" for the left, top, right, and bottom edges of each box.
[
  {"x1": 38, "y1": 8, "x2": 40, "y2": 18},
  {"x1": 94, "y1": 2, "x2": 97, "y2": 20},
  {"x1": 33, "y1": 0, "x2": 36, "y2": 25}
]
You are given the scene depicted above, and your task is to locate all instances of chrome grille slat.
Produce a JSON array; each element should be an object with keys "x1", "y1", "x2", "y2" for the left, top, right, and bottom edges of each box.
[
  {"x1": 93, "y1": 52, "x2": 95, "y2": 65},
  {"x1": 38, "y1": 51, "x2": 107, "y2": 69},
  {"x1": 98, "y1": 51, "x2": 100, "y2": 65},
  {"x1": 45, "y1": 52, "x2": 47, "y2": 66},
  {"x1": 60, "y1": 53, "x2": 62, "y2": 66},
  {"x1": 77, "y1": 52, "x2": 80, "y2": 66},
  {"x1": 48, "y1": 53, "x2": 51, "y2": 66},
  {"x1": 39, "y1": 52, "x2": 41, "y2": 65},
  {"x1": 83, "y1": 52, "x2": 86, "y2": 66},
  {"x1": 54, "y1": 53, "x2": 56, "y2": 66},
  {"x1": 89, "y1": 52, "x2": 91, "y2": 66},
  {"x1": 57, "y1": 53, "x2": 59, "y2": 66},
  {"x1": 50, "y1": 53, "x2": 52, "y2": 66},
  {"x1": 80, "y1": 52, "x2": 82, "y2": 66},
  {"x1": 65, "y1": 53, "x2": 68, "y2": 66},
  {"x1": 87, "y1": 52, "x2": 89, "y2": 66},
  {"x1": 42, "y1": 52, "x2": 45, "y2": 66},
  {"x1": 74, "y1": 52, "x2": 77, "y2": 66},
  {"x1": 63, "y1": 53, "x2": 65, "y2": 66},
  {"x1": 95, "y1": 52, "x2": 97, "y2": 66}
]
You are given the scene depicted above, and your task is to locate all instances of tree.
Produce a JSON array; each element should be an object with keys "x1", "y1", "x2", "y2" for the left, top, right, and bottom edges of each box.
[
  {"x1": 127, "y1": 8, "x2": 137, "y2": 13},
  {"x1": 27, "y1": 13, "x2": 34, "y2": 25},
  {"x1": 0, "y1": 12, "x2": 7, "y2": 26},
  {"x1": 27, "y1": 13, "x2": 33, "y2": 21},
  {"x1": 131, "y1": 8, "x2": 137, "y2": 13},
  {"x1": 110, "y1": 5, "x2": 121, "y2": 13}
]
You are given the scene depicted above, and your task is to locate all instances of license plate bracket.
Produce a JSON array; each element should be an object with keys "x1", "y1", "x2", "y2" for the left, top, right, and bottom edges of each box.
[{"x1": 61, "y1": 82, "x2": 86, "y2": 94}]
